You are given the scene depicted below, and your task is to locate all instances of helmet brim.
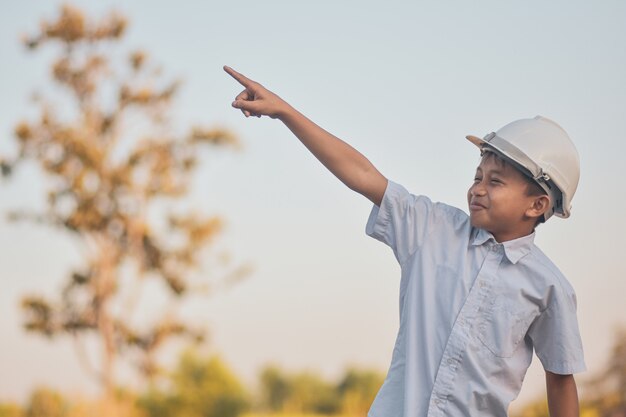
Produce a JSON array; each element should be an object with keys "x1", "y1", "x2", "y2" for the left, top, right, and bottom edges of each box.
[{"x1": 465, "y1": 135, "x2": 485, "y2": 148}]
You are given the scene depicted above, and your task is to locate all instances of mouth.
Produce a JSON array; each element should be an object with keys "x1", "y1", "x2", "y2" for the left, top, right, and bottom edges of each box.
[{"x1": 469, "y1": 201, "x2": 487, "y2": 211}]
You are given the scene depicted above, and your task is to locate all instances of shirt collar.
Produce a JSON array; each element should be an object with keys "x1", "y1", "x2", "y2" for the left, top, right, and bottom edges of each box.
[{"x1": 471, "y1": 228, "x2": 535, "y2": 264}]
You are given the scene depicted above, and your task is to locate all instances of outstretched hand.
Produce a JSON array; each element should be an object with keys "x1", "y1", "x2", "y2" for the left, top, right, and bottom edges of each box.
[{"x1": 224, "y1": 66, "x2": 288, "y2": 119}]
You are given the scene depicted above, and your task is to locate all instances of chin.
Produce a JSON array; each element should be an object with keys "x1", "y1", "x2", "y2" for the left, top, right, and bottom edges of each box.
[{"x1": 469, "y1": 215, "x2": 483, "y2": 228}]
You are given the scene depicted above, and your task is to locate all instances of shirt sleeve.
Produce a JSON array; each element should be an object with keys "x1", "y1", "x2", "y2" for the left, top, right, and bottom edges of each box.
[
  {"x1": 527, "y1": 287, "x2": 586, "y2": 375},
  {"x1": 365, "y1": 180, "x2": 439, "y2": 265}
]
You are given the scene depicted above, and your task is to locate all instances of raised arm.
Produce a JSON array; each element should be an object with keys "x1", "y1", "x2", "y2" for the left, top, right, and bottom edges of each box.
[{"x1": 224, "y1": 66, "x2": 387, "y2": 206}]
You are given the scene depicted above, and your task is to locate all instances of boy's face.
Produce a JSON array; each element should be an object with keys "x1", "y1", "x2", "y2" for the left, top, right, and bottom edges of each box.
[{"x1": 467, "y1": 153, "x2": 540, "y2": 242}]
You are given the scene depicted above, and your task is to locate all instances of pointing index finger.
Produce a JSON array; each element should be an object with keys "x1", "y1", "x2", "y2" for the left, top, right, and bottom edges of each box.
[{"x1": 224, "y1": 65, "x2": 255, "y2": 88}]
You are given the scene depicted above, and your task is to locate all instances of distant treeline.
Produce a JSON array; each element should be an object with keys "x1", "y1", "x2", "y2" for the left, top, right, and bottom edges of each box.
[{"x1": 0, "y1": 349, "x2": 384, "y2": 417}]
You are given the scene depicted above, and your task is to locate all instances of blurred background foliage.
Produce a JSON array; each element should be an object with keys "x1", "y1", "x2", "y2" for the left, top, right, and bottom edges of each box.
[
  {"x1": 0, "y1": 4, "x2": 383, "y2": 417},
  {"x1": 1, "y1": 330, "x2": 626, "y2": 417},
  {"x1": 0, "y1": 328, "x2": 625, "y2": 417},
  {"x1": 138, "y1": 350, "x2": 250, "y2": 417},
  {"x1": 0, "y1": 347, "x2": 384, "y2": 417},
  {"x1": 1, "y1": 2, "x2": 246, "y2": 412}
]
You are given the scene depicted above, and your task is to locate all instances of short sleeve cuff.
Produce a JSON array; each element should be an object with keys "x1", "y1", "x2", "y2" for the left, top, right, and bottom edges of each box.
[
  {"x1": 365, "y1": 180, "x2": 404, "y2": 243},
  {"x1": 540, "y1": 357, "x2": 587, "y2": 375}
]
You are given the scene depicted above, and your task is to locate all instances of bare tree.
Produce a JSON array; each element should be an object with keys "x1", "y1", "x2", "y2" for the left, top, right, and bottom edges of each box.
[{"x1": 1, "y1": 4, "x2": 247, "y2": 403}]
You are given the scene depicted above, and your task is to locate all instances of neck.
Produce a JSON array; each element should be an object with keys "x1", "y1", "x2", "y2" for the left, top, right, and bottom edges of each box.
[{"x1": 492, "y1": 226, "x2": 535, "y2": 243}]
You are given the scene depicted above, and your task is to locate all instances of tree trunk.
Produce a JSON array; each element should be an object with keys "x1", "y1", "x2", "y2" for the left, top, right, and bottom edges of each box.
[{"x1": 95, "y1": 237, "x2": 118, "y2": 409}]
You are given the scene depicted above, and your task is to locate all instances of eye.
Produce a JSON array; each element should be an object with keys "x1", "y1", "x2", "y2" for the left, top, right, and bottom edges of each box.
[
  {"x1": 473, "y1": 177, "x2": 481, "y2": 183},
  {"x1": 490, "y1": 178, "x2": 502, "y2": 184}
]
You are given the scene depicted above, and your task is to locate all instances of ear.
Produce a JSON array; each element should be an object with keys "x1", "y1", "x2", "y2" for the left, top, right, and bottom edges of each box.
[{"x1": 525, "y1": 195, "x2": 551, "y2": 220}]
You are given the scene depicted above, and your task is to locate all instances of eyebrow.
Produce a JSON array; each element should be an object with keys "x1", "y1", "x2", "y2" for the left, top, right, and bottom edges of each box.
[{"x1": 475, "y1": 167, "x2": 505, "y2": 176}]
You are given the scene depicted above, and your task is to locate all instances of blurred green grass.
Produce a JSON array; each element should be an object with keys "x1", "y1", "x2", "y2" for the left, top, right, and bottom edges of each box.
[{"x1": 243, "y1": 414, "x2": 358, "y2": 417}]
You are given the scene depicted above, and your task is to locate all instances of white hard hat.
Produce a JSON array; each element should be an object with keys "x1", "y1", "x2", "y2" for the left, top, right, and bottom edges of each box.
[{"x1": 466, "y1": 115, "x2": 580, "y2": 221}]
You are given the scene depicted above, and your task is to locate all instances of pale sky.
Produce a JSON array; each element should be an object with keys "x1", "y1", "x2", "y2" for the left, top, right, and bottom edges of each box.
[{"x1": 1, "y1": 0, "x2": 625, "y2": 411}]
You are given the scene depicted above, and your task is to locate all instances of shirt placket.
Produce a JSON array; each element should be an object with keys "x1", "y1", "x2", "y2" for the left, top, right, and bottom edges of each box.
[{"x1": 426, "y1": 243, "x2": 503, "y2": 417}]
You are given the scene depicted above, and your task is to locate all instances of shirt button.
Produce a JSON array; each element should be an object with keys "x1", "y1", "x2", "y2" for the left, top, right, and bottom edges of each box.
[
  {"x1": 434, "y1": 399, "x2": 441, "y2": 405},
  {"x1": 447, "y1": 358, "x2": 456, "y2": 364},
  {"x1": 479, "y1": 281, "x2": 486, "y2": 288}
]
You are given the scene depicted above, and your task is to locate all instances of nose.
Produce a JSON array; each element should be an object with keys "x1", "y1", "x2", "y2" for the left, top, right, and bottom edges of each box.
[{"x1": 470, "y1": 181, "x2": 486, "y2": 197}]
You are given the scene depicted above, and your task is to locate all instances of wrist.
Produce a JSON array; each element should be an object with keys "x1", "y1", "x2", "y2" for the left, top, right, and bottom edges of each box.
[{"x1": 275, "y1": 102, "x2": 296, "y2": 121}]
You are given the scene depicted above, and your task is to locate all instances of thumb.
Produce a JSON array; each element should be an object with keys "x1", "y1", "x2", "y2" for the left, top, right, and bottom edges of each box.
[{"x1": 232, "y1": 99, "x2": 264, "y2": 114}]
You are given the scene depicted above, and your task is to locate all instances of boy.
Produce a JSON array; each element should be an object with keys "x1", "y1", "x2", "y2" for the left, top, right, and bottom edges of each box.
[{"x1": 224, "y1": 66, "x2": 585, "y2": 417}]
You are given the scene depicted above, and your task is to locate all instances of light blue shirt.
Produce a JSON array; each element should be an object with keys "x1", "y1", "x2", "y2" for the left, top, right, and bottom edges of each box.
[{"x1": 365, "y1": 181, "x2": 585, "y2": 417}]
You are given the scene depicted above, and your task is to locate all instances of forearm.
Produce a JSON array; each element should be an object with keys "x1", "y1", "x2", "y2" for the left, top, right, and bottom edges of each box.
[
  {"x1": 546, "y1": 372, "x2": 579, "y2": 417},
  {"x1": 225, "y1": 65, "x2": 387, "y2": 205},
  {"x1": 278, "y1": 104, "x2": 387, "y2": 205}
]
